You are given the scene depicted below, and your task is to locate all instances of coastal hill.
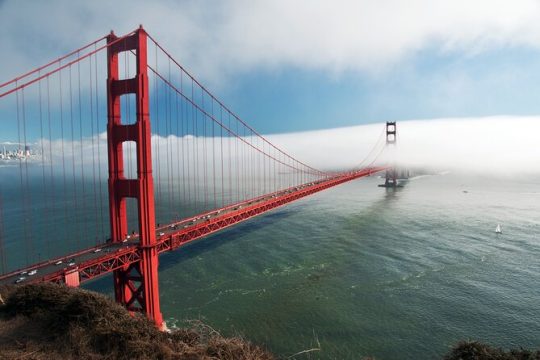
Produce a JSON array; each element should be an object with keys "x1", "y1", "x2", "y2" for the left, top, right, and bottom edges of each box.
[
  {"x1": 0, "y1": 283, "x2": 273, "y2": 359},
  {"x1": 0, "y1": 283, "x2": 537, "y2": 360}
]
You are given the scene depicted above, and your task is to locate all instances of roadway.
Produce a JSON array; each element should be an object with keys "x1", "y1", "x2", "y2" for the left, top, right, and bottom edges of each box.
[{"x1": 0, "y1": 167, "x2": 386, "y2": 286}]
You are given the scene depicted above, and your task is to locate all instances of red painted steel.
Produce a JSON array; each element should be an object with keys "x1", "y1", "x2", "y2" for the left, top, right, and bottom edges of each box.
[
  {"x1": 0, "y1": 32, "x2": 136, "y2": 99},
  {"x1": 158, "y1": 167, "x2": 387, "y2": 253},
  {"x1": 0, "y1": 26, "x2": 391, "y2": 331},
  {"x1": 0, "y1": 167, "x2": 386, "y2": 287},
  {"x1": 106, "y1": 26, "x2": 163, "y2": 328},
  {"x1": 64, "y1": 270, "x2": 80, "y2": 287}
]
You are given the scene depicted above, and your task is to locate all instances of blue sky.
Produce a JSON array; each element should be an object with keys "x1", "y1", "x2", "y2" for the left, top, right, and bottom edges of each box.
[
  {"x1": 221, "y1": 45, "x2": 540, "y2": 133},
  {"x1": 3, "y1": 0, "x2": 540, "y2": 135}
]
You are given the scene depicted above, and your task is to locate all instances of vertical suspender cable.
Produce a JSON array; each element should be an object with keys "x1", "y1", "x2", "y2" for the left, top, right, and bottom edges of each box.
[
  {"x1": 59, "y1": 67, "x2": 71, "y2": 252},
  {"x1": 77, "y1": 54, "x2": 88, "y2": 245},
  {"x1": 167, "y1": 57, "x2": 173, "y2": 220},
  {"x1": 15, "y1": 83, "x2": 28, "y2": 265},
  {"x1": 69, "y1": 64, "x2": 80, "y2": 250},
  {"x1": 228, "y1": 112, "x2": 232, "y2": 204},
  {"x1": 89, "y1": 55, "x2": 99, "y2": 246},
  {"x1": 175, "y1": 73, "x2": 181, "y2": 220},
  {"x1": 180, "y1": 70, "x2": 187, "y2": 209},
  {"x1": 202, "y1": 89, "x2": 208, "y2": 210},
  {"x1": 95, "y1": 43, "x2": 105, "y2": 240},
  {"x1": 185, "y1": 77, "x2": 191, "y2": 207},
  {"x1": 212, "y1": 99, "x2": 216, "y2": 209},
  {"x1": 46, "y1": 77, "x2": 56, "y2": 258},
  {"x1": 220, "y1": 106, "x2": 224, "y2": 207},
  {"x1": 38, "y1": 70, "x2": 51, "y2": 259},
  {"x1": 234, "y1": 121, "x2": 241, "y2": 200},
  {"x1": 192, "y1": 79, "x2": 197, "y2": 210},
  {"x1": 22, "y1": 88, "x2": 34, "y2": 262}
]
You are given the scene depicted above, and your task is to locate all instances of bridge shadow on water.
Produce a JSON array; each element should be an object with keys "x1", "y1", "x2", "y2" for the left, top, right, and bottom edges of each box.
[
  {"x1": 158, "y1": 208, "x2": 301, "y2": 270},
  {"x1": 84, "y1": 207, "x2": 302, "y2": 293},
  {"x1": 85, "y1": 186, "x2": 404, "y2": 293},
  {"x1": 158, "y1": 185, "x2": 405, "y2": 268}
]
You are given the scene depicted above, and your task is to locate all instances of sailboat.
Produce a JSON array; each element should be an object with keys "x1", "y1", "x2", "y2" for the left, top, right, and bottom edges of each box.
[{"x1": 495, "y1": 224, "x2": 502, "y2": 234}]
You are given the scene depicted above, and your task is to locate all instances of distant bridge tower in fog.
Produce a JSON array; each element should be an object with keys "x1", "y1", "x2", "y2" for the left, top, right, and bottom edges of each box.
[{"x1": 382, "y1": 122, "x2": 398, "y2": 188}]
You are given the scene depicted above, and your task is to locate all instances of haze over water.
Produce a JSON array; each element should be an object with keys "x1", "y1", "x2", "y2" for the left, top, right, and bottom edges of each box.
[
  {"x1": 4, "y1": 1, "x2": 540, "y2": 358},
  {"x1": 78, "y1": 172, "x2": 540, "y2": 359}
]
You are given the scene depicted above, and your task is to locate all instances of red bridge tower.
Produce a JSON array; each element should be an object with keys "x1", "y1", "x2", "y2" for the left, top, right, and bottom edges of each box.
[
  {"x1": 106, "y1": 26, "x2": 163, "y2": 328},
  {"x1": 383, "y1": 121, "x2": 398, "y2": 188}
]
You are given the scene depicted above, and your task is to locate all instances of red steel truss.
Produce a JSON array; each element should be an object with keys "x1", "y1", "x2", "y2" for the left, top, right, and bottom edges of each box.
[{"x1": 0, "y1": 167, "x2": 385, "y2": 288}]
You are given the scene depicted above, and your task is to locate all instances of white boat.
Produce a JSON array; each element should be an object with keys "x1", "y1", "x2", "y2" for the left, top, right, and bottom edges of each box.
[{"x1": 495, "y1": 224, "x2": 502, "y2": 234}]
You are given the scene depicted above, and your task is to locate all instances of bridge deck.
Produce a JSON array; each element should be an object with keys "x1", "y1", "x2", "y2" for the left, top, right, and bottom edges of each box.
[{"x1": 0, "y1": 167, "x2": 386, "y2": 286}]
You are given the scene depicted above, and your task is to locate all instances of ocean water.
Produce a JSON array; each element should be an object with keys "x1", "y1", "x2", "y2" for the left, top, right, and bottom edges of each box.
[
  {"x1": 2, "y1": 167, "x2": 539, "y2": 359},
  {"x1": 78, "y1": 172, "x2": 539, "y2": 359}
]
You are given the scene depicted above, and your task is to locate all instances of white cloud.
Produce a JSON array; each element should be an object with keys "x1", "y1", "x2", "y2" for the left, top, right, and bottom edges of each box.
[
  {"x1": 268, "y1": 116, "x2": 540, "y2": 175},
  {"x1": 2, "y1": 0, "x2": 540, "y2": 85},
  {"x1": 37, "y1": 116, "x2": 540, "y2": 177}
]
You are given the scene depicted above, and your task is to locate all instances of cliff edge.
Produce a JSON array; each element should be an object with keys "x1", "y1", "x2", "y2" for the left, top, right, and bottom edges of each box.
[{"x1": 0, "y1": 283, "x2": 273, "y2": 360}]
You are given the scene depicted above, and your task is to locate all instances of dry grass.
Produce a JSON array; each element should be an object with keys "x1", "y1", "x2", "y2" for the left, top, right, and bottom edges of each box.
[
  {"x1": 444, "y1": 341, "x2": 540, "y2": 360},
  {"x1": 0, "y1": 283, "x2": 274, "y2": 360},
  {"x1": 2, "y1": 284, "x2": 539, "y2": 359}
]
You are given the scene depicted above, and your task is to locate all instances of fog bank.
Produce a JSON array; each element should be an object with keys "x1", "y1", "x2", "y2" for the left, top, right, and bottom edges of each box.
[{"x1": 267, "y1": 116, "x2": 540, "y2": 175}]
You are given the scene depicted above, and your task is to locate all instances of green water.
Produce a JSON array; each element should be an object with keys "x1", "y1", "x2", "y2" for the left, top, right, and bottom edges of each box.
[
  {"x1": 2, "y1": 168, "x2": 535, "y2": 359},
  {"x1": 85, "y1": 173, "x2": 540, "y2": 359}
]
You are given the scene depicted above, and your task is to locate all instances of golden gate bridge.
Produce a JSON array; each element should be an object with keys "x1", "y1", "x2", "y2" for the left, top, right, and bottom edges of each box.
[{"x1": 0, "y1": 26, "x2": 395, "y2": 329}]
